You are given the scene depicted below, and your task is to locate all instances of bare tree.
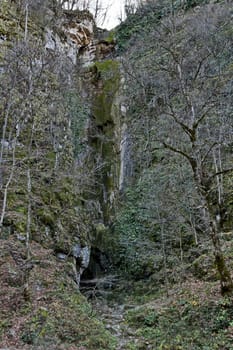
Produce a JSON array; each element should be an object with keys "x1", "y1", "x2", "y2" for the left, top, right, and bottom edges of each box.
[{"x1": 123, "y1": 4, "x2": 233, "y2": 294}]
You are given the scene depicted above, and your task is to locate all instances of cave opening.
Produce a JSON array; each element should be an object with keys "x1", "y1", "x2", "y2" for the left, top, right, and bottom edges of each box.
[
  {"x1": 81, "y1": 247, "x2": 109, "y2": 280},
  {"x1": 80, "y1": 247, "x2": 115, "y2": 297}
]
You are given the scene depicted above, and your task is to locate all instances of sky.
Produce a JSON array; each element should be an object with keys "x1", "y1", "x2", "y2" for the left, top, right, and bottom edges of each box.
[
  {"x1": 101, "y1": 0, "x2": 126, "y2": 29},
  {"x1": 62, "y1": 0, "x2": 128, "y2": 30}
]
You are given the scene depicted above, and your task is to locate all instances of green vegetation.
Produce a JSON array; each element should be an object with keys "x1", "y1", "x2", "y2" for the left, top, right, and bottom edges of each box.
[
  {"x1": 65, "y1": 91, "x2": 89, "y2": 156},
  {"x1": 21, "y1": 289, "x2": 117, "y2": 349},
  {"x1": 0, "y1": 239, "x2": 117, "y2": 349},
  {"x1": 92, "y1": 59, "x2": 120, "y2": 125},
  {"x1": 115, "y1": 0, "x2": 233, "y2": 287},
  {"x1": 116, "y1": 0, "x2": 211, "y2": 52},
  {"x1": 124, "y1": 287, "x2": 233, "y2": 350},
  {"x1": 1, "y1": 0, "x2": 233, "y2": 349}
]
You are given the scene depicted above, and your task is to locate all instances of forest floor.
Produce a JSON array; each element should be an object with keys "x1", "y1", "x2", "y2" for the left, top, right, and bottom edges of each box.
[
  {"x1": 88, "y1": 277, "x2": 233, "y2": 350},
  {"x1": 1, "y1": 238, "x2": 233, "y2": 350}
]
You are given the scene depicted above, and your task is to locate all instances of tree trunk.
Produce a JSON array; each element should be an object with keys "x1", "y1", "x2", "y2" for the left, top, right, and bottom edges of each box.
[
  {"x1": 193, "y1": 166, "x2": 233, "y2": 295},
  {"x1": 208, "y1": 211, "x2": 233, "y2": 295},
  {"x1": 202, "y1": 191, "x2": 233, "y2": 295},
  {"x1": 0, "y1": 138, "x2": 16, "y2": 231}
]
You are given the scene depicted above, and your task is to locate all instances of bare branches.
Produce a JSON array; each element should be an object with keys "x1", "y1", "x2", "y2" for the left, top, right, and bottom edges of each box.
[
  {"x1": 122, "y1": 1, "x2": 233, "y2": 293},
  {"x1": 162, "y1": 141, "x2": 199, "y2": 175},
  {"x1": 211, "y1": 168, "x2": 233, "y2": 179}
]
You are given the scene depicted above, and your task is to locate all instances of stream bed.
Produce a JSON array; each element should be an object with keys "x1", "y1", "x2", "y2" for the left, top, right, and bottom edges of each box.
[{"x1": 81, "y1": 275, "x2": 151, "y2": 349}]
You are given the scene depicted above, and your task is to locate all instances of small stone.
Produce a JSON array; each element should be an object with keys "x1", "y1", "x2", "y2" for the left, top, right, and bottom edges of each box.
[{"x1": 57, "y1": 253, "x2": 67, "y2": 260}]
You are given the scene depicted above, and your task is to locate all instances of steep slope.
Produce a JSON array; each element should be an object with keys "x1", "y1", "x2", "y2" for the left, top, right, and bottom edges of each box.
[
  {"x1": 113, "y1": 0, "x2": 233, "y2": 285},
  {"x1": 0, "y1": 1, "x2": 121, "y2": 348},
  {"x1": 1, "y1": 1, "x2": 233, "y2": 349}
]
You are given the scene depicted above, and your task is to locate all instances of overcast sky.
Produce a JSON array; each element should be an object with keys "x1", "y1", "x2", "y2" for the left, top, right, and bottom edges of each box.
[
  {"x1": 100, "y1": 0, "x2": 126, "y2": 29},
  {"x1": 63, "y1": 0, "x2": 127, "y2": 29}
]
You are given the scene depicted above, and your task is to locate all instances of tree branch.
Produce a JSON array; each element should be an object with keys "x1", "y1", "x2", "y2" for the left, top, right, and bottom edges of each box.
[
  {"x1": 193, "y1": 54, "x2": 211, "y2": 81},
  {"x1": 201, "y1": 142, "x2": 218, "y2": 165},
  {"x1": 166, "y1": 108, "x2": 194, "y2": 141},
  {"x1": 211, "y1": 168, "x2": 233, "y2": 178},
  {"x1": 162, "y1": 141, "x2": 190, "y2": 161}
]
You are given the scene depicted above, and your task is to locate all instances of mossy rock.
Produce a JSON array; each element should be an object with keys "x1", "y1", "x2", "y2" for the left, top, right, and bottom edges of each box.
[
  {"x1": 93, "y1": 222, "x2": 108, "y2": 245},
  {"x1": 104, "y1": 29, "x2": 116, "y2": 44},
  {"x1": 92, "y1": 60, "x2": 120, "y2": 125}
]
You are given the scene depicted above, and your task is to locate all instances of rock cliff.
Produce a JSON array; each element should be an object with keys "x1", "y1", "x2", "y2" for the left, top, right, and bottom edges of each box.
[{"x1": 0, "y1": 2, "x2": 125, "y2": 348}]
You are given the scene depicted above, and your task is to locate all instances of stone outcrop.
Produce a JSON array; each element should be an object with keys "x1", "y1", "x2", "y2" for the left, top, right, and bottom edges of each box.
[
  {"x1": 45, "y1": 9, "x2": 116, "y2": 67},
  {"x1": 73, "y1": 244, "x2": 91, "y2": 287},
  {"x1": 0, "y1": 3, "x2": 134, "y2": 346},
  {"x1": 45, "y1": 10, "x2": 95, "y2": 65}
]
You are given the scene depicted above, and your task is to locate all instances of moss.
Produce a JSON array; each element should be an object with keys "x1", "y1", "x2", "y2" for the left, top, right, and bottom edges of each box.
[
  {"x1": 97, "y1": 29, "x2": 116, "y2": 45},
  {"x1": 37, "y1": 208, "x2": 55, "y2": 227},
  {"x1": 0, "y1": 320, "x2": 11, "y2": 338},
  {"x1": 54, "y1": 181, "x2": 75, "y2": 206},
  {"x1": 0, "y1": 3, "x2": 18, "y2": 38},
  {"x1": 105, "y1": 30, "x2": 116, "y2": 44},
  {"x1": 40, "y1": 189, "x2": 56, "y2": 206},
  {"x1": 46, "y1": 151, "x2": 56, "y2": 161},
  {"x1": 21, "y1": 287, "x2": 117, "y2": 349},
  {"x1": 21, "y1": 307, "x2": 50, "y2": 345},
  {"x1": 14, "y1": 218, "x2": 26, "y2": 233},
  {"x1": 123, "y1": 286, "x2": 233, "y2": 350},
  {"x1": 7, "y1": 192, "x2": 18, "y2": 206},
  {"x1": 94, "y1": 59, "x2": 119, "y2": 78},
  {"x1": 15, "y1": 206, "x2": 27, "y2": 214},
  {"x1": 92, "y1": 60, "x2": 120, "y2": 125},
  {"x1": 93, "y1": 223, "x2": 108, "y2": 247}
]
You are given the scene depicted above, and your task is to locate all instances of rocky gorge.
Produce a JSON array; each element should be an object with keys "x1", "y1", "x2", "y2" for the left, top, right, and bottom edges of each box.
[{"x1": 1, "y1": 1, "x2": 233, "y2": 349}]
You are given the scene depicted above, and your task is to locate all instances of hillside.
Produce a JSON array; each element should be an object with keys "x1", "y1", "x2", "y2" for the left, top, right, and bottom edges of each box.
[{"x1": 0, "y1": 0, "x2": 233, "y2": 349}]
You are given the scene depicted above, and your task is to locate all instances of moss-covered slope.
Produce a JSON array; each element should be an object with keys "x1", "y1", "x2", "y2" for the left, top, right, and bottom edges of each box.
[{"x1": 0, "y1": 2, "x2": 117, "y2": 348}]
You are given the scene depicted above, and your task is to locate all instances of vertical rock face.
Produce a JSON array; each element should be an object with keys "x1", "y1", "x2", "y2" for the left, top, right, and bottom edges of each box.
[
  {"x1": 89, "y1": 59, "x2": 121, "y2": 222},
  {"x1": 45, "y1": 9, "x2": 95, "y2": 65},
  {"x1": 119, "y1": 122, "x2": 129, "y2": 191},
  {"x1": 43, "y1": 8, "x2": 123, "y2": 278},
  {"x1": 0, "y1": 3, "x2": 123, "y2": 348},
  {"x1": 44, "y1": 11, "x2": 128, "y2": 226},
  {"x1": 47, "y1": 7, "x2": 133, "y2": 215},
  {"x1": 72, "y1": 244, "x2": 91, "y2": 287},
  {"x1": 0, "y1": 0, "x2": 132, "y2": 289},
  {"x1": 0, "y1": 2, "x2": 137, "y2": 307}
]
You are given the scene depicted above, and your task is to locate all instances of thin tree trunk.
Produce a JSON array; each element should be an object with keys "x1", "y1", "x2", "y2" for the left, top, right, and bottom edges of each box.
[
  {"x1": 24, "y1": 1, "x2": 29, "y2": 42},
  {"x1": 161, "y1": 223, "x2": 169, "y2": 297},
  {"x1": 0, "y1": 99, "x2": 14, "y2": 189},
  {"x1": 0, "y1": 138, "x2": 16, "y2": 231},
  {"x1": 157, "y1": 209, "x2": 169, "y2": 296},
  {"x1": 189, "y1": 212, "x2": 198, "y2": 245},
  {"x1": 26, "y1": 167, "x2": 31, "y2": 259}
]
